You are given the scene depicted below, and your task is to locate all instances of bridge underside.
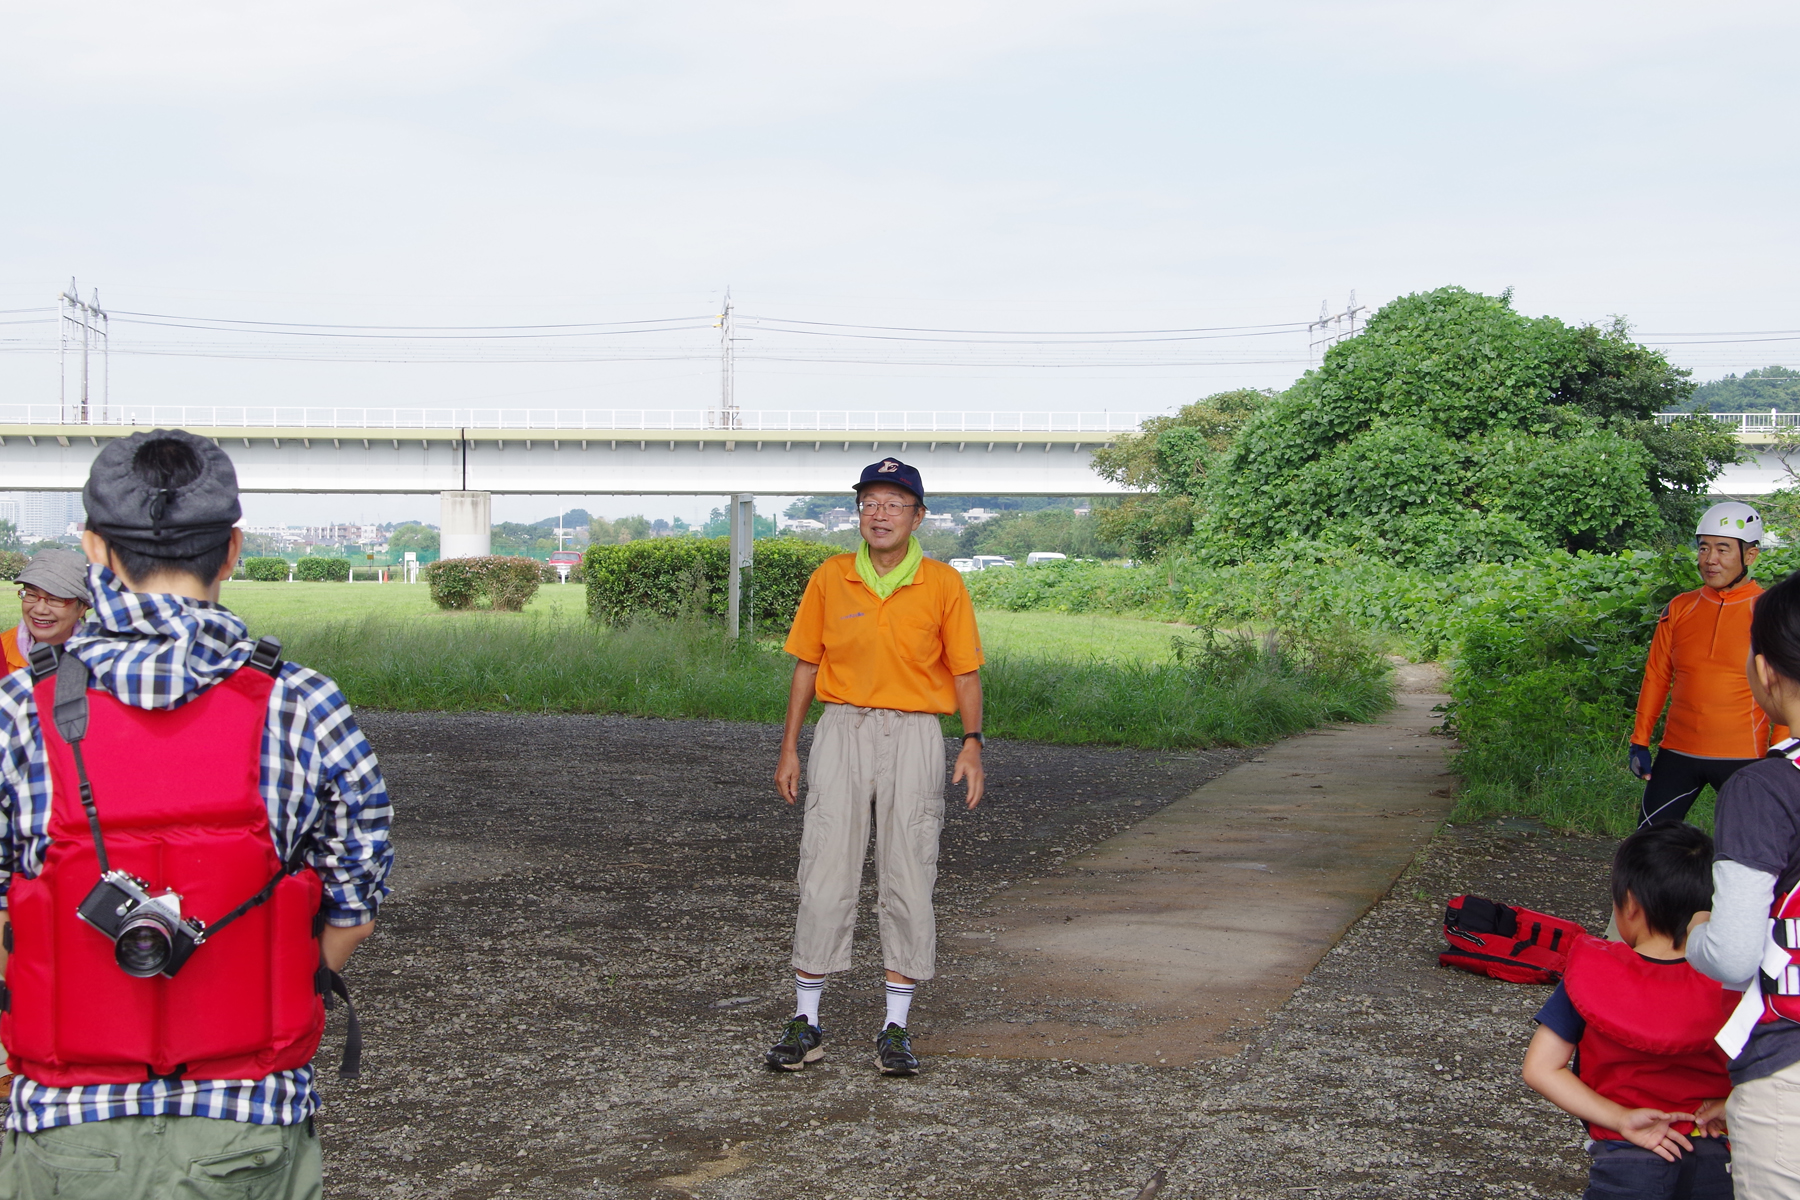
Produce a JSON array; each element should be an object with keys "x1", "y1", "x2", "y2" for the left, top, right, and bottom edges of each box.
[{"x1": 0, "y1": 426, "x2": 1126, "y2": 496}]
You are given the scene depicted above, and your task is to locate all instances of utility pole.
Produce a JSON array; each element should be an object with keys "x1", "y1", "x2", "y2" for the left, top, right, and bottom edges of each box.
[
  {"x1": 58, "y1": 280, "x2": 109, "y2": 424},
  {"x1": 1307, "y1": 290, "x2": 1366, "y2": 367},
  {"x1": 713, "y1": 289, "x2": 739, "y2": 430}
]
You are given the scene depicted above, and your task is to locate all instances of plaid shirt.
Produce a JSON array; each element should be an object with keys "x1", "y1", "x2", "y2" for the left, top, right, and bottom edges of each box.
[{"x1": 0, "y1": 566, "x2": 393, "y2": 1131}]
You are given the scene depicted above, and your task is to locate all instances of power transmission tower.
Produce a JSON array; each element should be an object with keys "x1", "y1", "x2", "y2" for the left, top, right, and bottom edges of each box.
[
  {"x1": 1307, "y1": 290, "x2": 1365, "y2": 367},
  {"x1": 58, "y1": 279, "x2": 109, "y2": 424},
  {"x1": 711, "y1": 289, "x2": 740, "y2": 430}
]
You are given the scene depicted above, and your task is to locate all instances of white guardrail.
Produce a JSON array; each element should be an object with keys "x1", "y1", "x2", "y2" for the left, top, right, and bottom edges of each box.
[
  {"x1": 0, "y1": 406, "x2": 1151, "y2": 434},
  {"x1": 1655, "y1": 412, "x2": 1800, "y2": 431}
]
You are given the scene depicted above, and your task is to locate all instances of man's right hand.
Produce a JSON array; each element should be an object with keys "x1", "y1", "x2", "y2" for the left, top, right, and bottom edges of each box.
[
  {"x1": 1630, "y1": 744, "x2": 1654, "y2": 781},
  {"x1": 775, "y1": 747, "x2": 802, "y2": 805}
]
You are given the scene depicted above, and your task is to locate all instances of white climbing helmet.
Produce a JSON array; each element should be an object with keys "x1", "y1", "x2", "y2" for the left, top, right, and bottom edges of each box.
[{"x1": 1696, "y1": 501, "x2": 1764, "y2": 545}]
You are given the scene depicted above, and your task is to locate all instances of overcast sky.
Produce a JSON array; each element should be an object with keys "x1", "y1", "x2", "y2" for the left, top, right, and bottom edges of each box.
[{"x1": 1, "y1": 1, "x2": 1794, "y2": 524}]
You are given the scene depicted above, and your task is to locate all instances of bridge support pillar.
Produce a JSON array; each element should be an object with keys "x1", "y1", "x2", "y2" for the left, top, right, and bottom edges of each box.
[
  {"x1": 727, "y1": 493, "x2": 755, "y2": 639},
  {"x1": 440, "y1": 491, "x2": 491, "y2": 560}
]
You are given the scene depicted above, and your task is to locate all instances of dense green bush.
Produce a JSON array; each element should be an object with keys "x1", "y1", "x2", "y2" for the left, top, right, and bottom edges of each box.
[
  {"x1": 0, "y1": 550, "x2": 28, "y2": 580},
  {"x1": 424, "y1": 556, "x2": 542, "y2": 611},
  {"x1": 243, "y1": 557, "x2": 290, "y2": 582},
  {"x1": 957, "y1": 540, "x2": 1800, "y2": 833},
  {"x1": 584, "y1": 537, "x2": 838, "y2": 628},
  {"x1": 294, "y1": 556, "x2": 350, "y2": 582}
]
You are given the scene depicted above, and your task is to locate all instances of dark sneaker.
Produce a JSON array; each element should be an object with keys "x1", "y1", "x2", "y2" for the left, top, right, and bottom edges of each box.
[
  {"x1": 875, "y1": 1023, "x2": 919, "y2": 1076},
  {"x1": 764, "y1": 1016, "x2": 825, "y2": 1071}
]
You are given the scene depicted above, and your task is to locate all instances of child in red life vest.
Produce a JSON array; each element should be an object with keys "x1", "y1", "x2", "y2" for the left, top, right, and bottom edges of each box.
[{"x1": 1523, "y1": 823, "x2": 1736, "y2": 1200}]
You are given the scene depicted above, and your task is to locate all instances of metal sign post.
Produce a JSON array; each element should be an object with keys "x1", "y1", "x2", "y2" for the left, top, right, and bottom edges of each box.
[{"x1": 726, "y1": 492, "x2": 755, "y2": 639}]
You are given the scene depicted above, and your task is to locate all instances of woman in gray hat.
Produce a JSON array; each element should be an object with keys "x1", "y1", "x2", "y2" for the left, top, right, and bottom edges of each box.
[{"x1": 1, "y1": 549, "x2": 91, "y2": 674}]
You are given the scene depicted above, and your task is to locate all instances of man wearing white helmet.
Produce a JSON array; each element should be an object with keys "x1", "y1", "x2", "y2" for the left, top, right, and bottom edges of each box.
[{"x1": 1631, "y1": 501, "x2": 1788, "y2": 825}]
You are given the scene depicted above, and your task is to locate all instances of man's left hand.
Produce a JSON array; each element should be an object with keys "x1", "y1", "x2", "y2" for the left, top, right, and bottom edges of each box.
[{"x1": 953, "y1": 742, "x2": 984, "y2": 810}]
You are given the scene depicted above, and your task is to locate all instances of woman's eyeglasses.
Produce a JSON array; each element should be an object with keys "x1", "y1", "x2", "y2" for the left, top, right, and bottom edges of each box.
[{"x1": 17, "y1": 588, "x2": 80, "y2": 611}]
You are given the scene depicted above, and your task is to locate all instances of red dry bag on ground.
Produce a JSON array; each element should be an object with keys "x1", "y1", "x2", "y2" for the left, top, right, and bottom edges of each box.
[{"x1": 1438, "y1": 894, "x2": 1588, "y2": 985}]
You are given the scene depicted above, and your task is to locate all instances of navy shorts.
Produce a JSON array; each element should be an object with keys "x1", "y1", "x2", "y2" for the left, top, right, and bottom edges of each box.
[{"x1": 1584, "y1": 1137, "x2": 1731, "y2": 1200}]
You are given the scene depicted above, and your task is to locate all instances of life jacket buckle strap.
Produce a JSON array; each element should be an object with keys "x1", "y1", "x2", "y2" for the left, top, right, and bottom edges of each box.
[
  {"x1": 25, "y1": 644, "x2": 58, "y2": 684},
  {"x1": 247, "y1": 637, "x2": 284, "y2": 677}
]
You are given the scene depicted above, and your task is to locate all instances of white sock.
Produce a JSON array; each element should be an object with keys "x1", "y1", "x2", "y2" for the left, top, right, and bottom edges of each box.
[
  {"x1": 884, "y1": 980, "x2": 916, "y2": 1029},
  {"x1": 795, "y1": 974, "x2": 824, "y2": 1025}
]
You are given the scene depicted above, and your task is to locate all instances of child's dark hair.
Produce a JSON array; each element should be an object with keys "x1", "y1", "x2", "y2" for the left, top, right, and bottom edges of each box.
[
  {"x1": 1611, "y1": 823, "x2": 1713, "y2": 948},
  {"x1": 107, "y1": 439, "x2": 233, "y2": 586},
  {"x1": 1751, "y1": 569, "x2": 1800, "y2": 685}
]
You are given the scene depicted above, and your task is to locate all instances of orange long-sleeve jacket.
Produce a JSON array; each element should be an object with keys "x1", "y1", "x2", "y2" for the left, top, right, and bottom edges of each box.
[{"x1": 1633, "y1": 581, "x2": 1789, "y2": 758}]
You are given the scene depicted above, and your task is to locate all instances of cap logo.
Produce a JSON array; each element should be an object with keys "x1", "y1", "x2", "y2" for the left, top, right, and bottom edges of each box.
[{"x1": 879, "y1": 460, "x2": 899, "y2": 473}]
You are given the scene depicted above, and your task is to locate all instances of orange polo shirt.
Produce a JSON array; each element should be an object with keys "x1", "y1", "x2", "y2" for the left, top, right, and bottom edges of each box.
[{"x1": 784, "y1": 554, "x2": 984, "y2": 714}]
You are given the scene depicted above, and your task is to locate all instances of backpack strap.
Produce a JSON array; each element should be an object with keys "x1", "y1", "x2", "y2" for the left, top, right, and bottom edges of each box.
[{"x1": 247, "y1": 636, "x2": 284, "y2": 677}]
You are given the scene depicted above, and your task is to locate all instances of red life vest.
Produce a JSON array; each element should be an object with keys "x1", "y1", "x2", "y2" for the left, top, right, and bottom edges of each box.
[
  {"x1": 1561, "y1": 936, "x2": 1735, "y2": 1141},
  {"x1": 2, "y1": 664, "x2": 326, "y2": 1085}
]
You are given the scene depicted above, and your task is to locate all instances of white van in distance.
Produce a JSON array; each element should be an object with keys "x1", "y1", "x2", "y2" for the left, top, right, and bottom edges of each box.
[{"x1": 1025, "y1": 552, "x2": 1068, "y2": 566}]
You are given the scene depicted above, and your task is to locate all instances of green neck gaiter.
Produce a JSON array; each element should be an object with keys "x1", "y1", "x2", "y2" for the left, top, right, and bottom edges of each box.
[{"x1": 856, "y1": 536, "x2": 924, "y2": 600}]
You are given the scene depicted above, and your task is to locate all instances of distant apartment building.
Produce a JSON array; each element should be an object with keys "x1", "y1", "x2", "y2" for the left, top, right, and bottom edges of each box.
[{"x1": 0, "y1": 492, "x2": 85, "y2": 541}]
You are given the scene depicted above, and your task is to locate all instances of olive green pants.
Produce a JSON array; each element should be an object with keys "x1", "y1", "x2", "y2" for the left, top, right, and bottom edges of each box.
[{"x1": 0, "y1": 1115, "x2": 320, "y2": 1199}]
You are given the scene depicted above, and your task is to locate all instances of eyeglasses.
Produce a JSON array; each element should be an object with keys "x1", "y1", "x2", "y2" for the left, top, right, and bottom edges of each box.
[
  {"x1": 17, "y1": 588, "x2": 80, "y2": 610},
  {"x1": 857, "y1": 501, "x2": 920, "y2": 516}
]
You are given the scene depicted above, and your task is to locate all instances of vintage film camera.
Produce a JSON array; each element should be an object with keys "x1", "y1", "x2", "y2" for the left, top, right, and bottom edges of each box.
[{"x1": 76, "y1": 870, "x2": 206, "y2": 979}]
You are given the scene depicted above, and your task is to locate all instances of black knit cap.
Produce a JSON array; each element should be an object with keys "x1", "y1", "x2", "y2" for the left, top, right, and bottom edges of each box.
[{"x1": 82, "y1": 429, "x2": 241, "y2": 559}]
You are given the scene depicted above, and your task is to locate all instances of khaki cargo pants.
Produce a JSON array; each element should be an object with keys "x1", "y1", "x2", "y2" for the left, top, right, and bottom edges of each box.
[
  {"x1": 793, "y1": 704, "x2": 947, "y2": 982},
  {"x1": 0, "y1": 1114, "x2": 320, "y2": 1199}
]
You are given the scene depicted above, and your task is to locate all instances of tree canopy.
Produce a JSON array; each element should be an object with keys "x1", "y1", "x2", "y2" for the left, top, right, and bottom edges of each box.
[
  {"x1": 1687, "y1": 366, "x2": 1800, "y2": 413},
  {"x1": 1110, "y1": 287, "x2": 1739, "y2": 567}
]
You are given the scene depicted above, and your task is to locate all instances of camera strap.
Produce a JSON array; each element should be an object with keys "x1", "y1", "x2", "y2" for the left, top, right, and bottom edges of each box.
[
  {"x1": 46, "y1": 652, "x2": 111, "y2": 876},
  {"x1": 193, "y1": 840, "x2": 310, "y2": 945}
]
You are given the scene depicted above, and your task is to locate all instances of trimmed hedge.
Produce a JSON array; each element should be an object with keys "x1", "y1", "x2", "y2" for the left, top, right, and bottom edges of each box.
[
  {"x1": 0, "y1": 551, "x2": 27, "y2": 580},
  {"x1": 425, "y1": 556, "x2": 542, "y2": 611},
  {"x1": 295, "y1": 556, "x2": 351, "y2": 582},
  {"x1": 584, "y1": 536, "x2": 839, "y2": 628},
  {"x1": 243, "y1": 557, "x2": 290, "y2": 582}
]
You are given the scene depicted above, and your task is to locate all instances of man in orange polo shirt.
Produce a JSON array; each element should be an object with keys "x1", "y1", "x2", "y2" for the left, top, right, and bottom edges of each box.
[{"x1": 768, "y1": 458, "x2": 985, "y2": 1077}]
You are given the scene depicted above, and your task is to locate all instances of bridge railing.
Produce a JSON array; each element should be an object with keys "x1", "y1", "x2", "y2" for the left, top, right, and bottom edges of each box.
[
  {"x1": 0, "y1": 406, "x2": 1151, "y2": 434},
  {"x1": 1655, "y1": 412, "x2": 1800, "y2": 431}
]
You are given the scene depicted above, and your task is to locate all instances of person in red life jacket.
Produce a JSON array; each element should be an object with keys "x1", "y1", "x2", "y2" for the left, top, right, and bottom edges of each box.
[
  {"x1": 1687, "y1": 568, "x2": 1800, "y2": 1199},
  {"x1": 1523, "y1": 823, "x2": 1735, "y2": 1199},
  {"x1": 1632, "y1": 501, "x2": 1787, "y2": 827},
  {"x1": 0, "y1": 430, "x2": 393, "y2": 1198},
  {"x1": 0, "y1": 550, "x2": 91, "y2": 675}
]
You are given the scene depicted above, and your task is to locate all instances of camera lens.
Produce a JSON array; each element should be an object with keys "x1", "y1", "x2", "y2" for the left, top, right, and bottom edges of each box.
[{"x1": 114, "y1": 919, "x2": 173, "y2": 978}]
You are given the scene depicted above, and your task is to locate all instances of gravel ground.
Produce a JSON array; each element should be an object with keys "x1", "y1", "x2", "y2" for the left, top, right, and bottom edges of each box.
[{"x1": 323, "y1": 712, "x2": 1615, "y2": 1199}]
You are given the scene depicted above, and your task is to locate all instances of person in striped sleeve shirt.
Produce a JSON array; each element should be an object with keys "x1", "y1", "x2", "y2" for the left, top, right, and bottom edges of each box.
[{"x1": 0, "y1": 430, "x2": 392, "y2": 1198}]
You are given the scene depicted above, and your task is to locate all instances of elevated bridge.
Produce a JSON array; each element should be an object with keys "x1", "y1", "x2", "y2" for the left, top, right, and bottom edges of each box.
[
  {"x1": 1654, "y1": 412, "x2": 1798, "y2": 494},
  {"x1": 0, "y1": 406, "x2": 1144, "y2": 560}
]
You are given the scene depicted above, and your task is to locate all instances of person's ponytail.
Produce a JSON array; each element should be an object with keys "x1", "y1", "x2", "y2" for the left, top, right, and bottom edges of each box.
[{"x1": 1751, "y1": 571, "x2": 1800, "y2": 685}]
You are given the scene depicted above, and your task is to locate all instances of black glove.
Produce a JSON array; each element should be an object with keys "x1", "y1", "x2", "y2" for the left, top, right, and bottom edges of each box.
[{"x1": 1629, "y1": 744, "x2": 1654, "y2": 781}]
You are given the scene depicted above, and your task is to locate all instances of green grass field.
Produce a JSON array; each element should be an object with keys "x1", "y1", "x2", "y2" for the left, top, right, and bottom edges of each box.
[{"x1": 217, "y1": 582, "x2": 1195, "y2": 665}]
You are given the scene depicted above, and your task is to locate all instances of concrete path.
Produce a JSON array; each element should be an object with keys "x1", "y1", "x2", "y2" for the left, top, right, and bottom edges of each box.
[{"x1": 925, "y1": 674, "x2": 1456, "y2": 1066}]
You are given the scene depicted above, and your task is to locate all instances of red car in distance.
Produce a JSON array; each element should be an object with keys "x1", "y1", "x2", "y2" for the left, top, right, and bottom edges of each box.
[{"x1": 548, "y1": 550, "x2": 582, "y2": 581}]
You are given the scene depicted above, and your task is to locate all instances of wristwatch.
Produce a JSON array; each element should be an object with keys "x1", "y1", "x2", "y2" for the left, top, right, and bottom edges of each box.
[{"x1": 962, "y1": 731, "x2": 985, "y2": 747}]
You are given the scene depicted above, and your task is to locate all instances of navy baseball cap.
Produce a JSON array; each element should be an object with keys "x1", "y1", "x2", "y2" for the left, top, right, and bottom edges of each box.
[{"x1": 854, "y1": 458, "x2": 925, "y2": 504}]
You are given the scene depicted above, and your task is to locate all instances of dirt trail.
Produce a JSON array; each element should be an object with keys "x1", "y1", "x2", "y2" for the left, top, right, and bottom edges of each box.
[{"x1": 928, "y1": 686, "x2": 1456, "y2": 1064}]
